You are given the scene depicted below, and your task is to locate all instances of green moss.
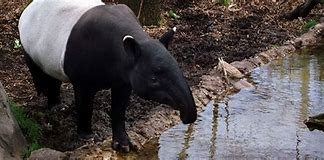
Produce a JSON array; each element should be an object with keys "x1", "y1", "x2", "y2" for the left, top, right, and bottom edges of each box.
[
  {"x1": 271, "y1": 44, "x2": 279, "y2": 49},
  {"x1": 23, "y1": 142, "x2": 42, "y2": 158},
  {"x1": 9, "y1": 101, "x2": 42, "y2": 159}
]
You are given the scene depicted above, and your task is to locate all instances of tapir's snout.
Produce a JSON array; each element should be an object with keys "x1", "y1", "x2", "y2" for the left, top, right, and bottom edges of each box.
[
  {"x1": 140, "y1": 82, "x2": 198, "y2": 124},
  {"x1": 165, "y1": 83, "x2": 197, "y2": 124},
  {"x1": 177, "y1": 93, "x2": 197, "y2": 124},
  {"x1": 180, "y1": 107, "x2": 197, "y2": 124}
]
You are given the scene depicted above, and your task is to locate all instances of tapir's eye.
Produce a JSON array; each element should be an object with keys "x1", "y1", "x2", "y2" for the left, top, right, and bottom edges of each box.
[
  {"x1": 150, "y1": 76, "x2": 160, "y2": 89},
  {"x1": 151, "y1": 77, "x2": 158, "y2": 83},
  {"x1": 154, "y1": 67, "x2": 163, "y2": 75}
]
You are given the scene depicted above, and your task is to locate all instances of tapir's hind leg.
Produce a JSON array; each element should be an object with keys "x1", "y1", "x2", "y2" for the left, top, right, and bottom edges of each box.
[{"x1": 24, "y1": 52, "x2": 62, "y2": 108}]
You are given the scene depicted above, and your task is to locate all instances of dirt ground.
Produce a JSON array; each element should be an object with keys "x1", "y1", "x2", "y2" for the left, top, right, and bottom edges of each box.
[{"x1": 0, "y1": 0, "x2": 323, "y2": 153}]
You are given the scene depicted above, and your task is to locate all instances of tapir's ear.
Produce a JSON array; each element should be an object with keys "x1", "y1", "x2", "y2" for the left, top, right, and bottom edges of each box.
[
  {"x1": 123, "y1": 35, "x2": 140, "y2": 61},
  {"x1": 159, "y1": 27, "x2": 176, "y2": 49}
]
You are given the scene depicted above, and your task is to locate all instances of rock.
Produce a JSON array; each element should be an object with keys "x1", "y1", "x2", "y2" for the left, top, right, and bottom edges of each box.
[
  {"x1": 217, "y1": 58, "x2": 244, "y2": 79},
  {"x1": 257, "y1": 52, "x2": 272, "y2": 63},
  {"x1": 277, "y1": 45, "x2": 296, "y2": 55},
  {"x1": 0, "y1": 82, "x2": 27, "y2": 160},
  {"x1": 193, "y1": 94, "x2": 204, "y2": 109},
  {"x1": 249, "y1": 57, "x2": 264, "y2": 67},
  {"x1": 294, "y1": 23, "x2": 324, "y2": 47},
  {"x1": 200, "y1": 75, "x2": 225, "y2": 95},
  {"x1": 300, "y1": 32, "x2": 318, "y2": 46},
  {"x1": 67, "y1": 144, "x2": 114, "y2": 160},
  {"x1": 233, "y1": 79, "x2": 254, "y2": 90},
  {"x1": 293, "y1": 37, "x2": 303, "y2": 49},
  {"x1": 304, "y1": 113, "x2": 324, "y2": 132},
  {"x1": 320, "y1": 17, "x2": 324, "y2": 23},
  {"x1": 192, "y1": 88, "x2": 211, "y2": 106},
  {"x1": 314, "y1": 23, "x2": 324, "y2": 31},
  {"x1": 127, "y1": 130, "x2": 146, "y2": 151},
  {"x1": 28, "y1": 148, "x2": 67, "y2": 160},
  {"x1": 230, "y1": 60, "x2": 256, "y2": 74}
]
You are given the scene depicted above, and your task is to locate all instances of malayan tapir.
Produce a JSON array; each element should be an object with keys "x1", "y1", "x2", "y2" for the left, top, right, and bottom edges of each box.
[{"x1": 19, "y1": 0, "x2": 197, "y2": 152}]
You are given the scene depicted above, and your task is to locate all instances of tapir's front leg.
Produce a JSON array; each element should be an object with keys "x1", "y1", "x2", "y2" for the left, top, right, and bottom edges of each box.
[
  {"x1": 74, "y1": 86, "x2": 96, "y2": 139},
  {"x1": 111, "y1": 84, "x2": 132, "y2": 152}
]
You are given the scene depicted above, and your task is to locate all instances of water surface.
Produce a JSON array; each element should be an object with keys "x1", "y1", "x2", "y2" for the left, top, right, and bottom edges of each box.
[{"x1": 126, "y1": 43, "x2": 324, "y2": 160}]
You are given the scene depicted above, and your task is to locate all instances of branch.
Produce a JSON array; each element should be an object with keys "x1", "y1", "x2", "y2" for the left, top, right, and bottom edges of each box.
[{"x1": 137, "y1": 0, "x2": 144, "y2": 19}]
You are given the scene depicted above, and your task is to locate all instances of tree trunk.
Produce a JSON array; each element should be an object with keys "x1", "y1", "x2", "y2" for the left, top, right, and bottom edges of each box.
[
  {"x1": 284, "y1": 0, "x2": 321, "y2": 20},
  {"x1": 117, "y1": 0, "x2": 161, "y2": 26}
]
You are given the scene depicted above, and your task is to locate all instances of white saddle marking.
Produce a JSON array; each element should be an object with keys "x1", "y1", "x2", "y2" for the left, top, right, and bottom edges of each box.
[{"x1": 19, "y1": 0, "x2": 104, "y2": 82}]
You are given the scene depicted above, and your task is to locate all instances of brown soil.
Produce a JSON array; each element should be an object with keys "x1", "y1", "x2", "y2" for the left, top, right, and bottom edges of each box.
[{"x1": 0, "y1": 0, "x2": 323, "y2": 154}]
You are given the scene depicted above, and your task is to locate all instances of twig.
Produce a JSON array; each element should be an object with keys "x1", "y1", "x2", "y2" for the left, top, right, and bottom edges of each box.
[
  {"x1": 218, "y1": 57, "x2": 229, "y2": 83},
  {"x1": 228, "y1": 4, "x2": 242, "y2": 12},
  {"x1": 137, "y1": 0, "x2": 144, "y2": 19},
  {"x1": 280, "y1": 0, "x2": 289, "y2": 5}
]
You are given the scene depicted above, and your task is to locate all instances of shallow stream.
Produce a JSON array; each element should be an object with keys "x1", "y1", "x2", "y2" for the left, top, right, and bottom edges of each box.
[{"x1": 121, "y1": 43, "x2": 324, "y2": 159}]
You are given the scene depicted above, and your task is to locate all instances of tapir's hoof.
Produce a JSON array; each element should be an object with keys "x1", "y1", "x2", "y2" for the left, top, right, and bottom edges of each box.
[{"x1": 112, "y1": 140, "x2": 131, "y2": 153}]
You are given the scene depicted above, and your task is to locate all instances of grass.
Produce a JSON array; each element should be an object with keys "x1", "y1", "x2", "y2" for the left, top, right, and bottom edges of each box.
[
  {"x1": 9, "y1": 101, "x2": 42, "y2": 159},
  {"x1": 23, "y1": 142, "x2": 42, "y2": 158},
  {"x1": 271, "y1": 44, "x2": 279, "y2": 49},
  {"x1": 304, "y1": 19, "x2": 318, "y2": 29}
]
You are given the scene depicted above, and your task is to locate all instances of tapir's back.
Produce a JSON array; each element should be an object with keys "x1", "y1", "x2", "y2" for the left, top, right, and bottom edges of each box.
[{"x1": 19, "y1": 0, "x2": 104, "y2": 82}]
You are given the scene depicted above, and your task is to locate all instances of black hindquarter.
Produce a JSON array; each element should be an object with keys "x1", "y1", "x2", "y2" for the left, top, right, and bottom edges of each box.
[{"x1": 24, "y1": 52, "x2": 62, "y2": 107}]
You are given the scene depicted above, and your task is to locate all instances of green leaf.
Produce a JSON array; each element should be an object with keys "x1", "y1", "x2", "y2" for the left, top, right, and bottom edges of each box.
[
  {"x1": 168, "y1": 10, "x2": 180, "y2": 19},
  {"x1": 14, "y1": 39, "x2": 22, "y2": 49}
]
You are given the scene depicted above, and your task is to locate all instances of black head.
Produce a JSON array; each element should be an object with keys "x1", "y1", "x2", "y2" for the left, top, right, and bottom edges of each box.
[{"x1": 123, "y1": 28, "x2": 197, "y2": 124}]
